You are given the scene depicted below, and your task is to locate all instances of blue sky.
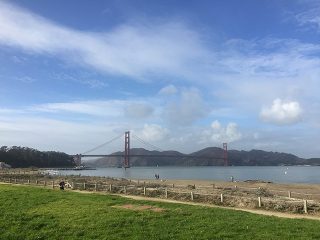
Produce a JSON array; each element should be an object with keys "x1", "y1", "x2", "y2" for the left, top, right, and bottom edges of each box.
[{"x1": 0, "y1": 0, "x2": 320, "y2": 157}]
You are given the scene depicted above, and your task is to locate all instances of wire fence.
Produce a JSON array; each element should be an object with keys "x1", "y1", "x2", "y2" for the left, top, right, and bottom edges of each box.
[{"x1": 0, "y1": 173, "x2": 319, "y2": 215}]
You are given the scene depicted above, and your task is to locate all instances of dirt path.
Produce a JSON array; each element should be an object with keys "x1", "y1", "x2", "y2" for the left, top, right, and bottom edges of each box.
[
  {"x1": 117, "y1": 194, "x2": 320, "y2": 221},
  {"x1": 71, "y1": 186, "x2": 320, "y2": 221}
]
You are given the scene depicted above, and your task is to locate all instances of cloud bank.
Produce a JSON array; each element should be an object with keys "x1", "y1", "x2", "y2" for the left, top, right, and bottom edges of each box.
[{"x1": 0, "y1": 1, "x2": 208, "y2": 80}]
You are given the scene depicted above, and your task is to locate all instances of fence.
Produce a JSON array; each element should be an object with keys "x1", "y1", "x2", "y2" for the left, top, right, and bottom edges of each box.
[{"x1": 0, "y1": 174, "x2": 319, "y2": 215}]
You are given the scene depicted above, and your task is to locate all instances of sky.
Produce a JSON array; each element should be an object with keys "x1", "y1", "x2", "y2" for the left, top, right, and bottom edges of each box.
[{"x1": 0, "y1": 0, "x2": 320, "y2": 158}]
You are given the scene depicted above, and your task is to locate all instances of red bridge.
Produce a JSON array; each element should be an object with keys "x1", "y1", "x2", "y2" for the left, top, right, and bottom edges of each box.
[{"x1": 73, "y1": 131, "x2": 228, "y2": 168}]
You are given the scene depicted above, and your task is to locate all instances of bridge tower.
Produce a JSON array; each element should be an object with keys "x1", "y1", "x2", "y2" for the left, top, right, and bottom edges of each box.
[
  {"x1": 73, "y1": 154, "x2": 82, "y2": 166},
  {"x1": 223, "y1": 143, "x2": 228, "y2": 166},
  {"x1": 124, "y1": 131, "x2": 130, "y2": 168}
]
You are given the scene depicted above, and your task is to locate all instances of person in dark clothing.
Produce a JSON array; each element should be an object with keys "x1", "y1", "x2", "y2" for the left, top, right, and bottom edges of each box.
[{"x1": 59, "y1": 181, "x2": 65, "y2": 190}]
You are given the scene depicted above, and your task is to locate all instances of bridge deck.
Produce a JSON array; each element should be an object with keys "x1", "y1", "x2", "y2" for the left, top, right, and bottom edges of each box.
[{"x1": 80, "y1": 154, "x2": 223, "y2": 159}]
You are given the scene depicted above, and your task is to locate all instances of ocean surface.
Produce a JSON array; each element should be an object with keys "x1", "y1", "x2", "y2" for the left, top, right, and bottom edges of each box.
[{"x1": 58, "y1": 166, "x2": 320, "y2": 184}]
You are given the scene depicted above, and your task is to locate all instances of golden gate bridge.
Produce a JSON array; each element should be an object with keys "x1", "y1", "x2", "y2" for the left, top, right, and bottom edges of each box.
[{"x1": 73, "y1": 131, "x2": 228, "y2": 168}]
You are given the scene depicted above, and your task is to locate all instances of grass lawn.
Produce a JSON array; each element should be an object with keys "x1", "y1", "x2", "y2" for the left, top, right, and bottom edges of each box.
[{"x1": 0, "y1": 184, "x2": 319, "y2": 240}]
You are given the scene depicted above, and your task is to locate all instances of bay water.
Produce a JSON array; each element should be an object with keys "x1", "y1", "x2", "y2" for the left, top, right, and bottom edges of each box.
[{"x1": 58, "y1": 166, "x2": 320, "y2": 184}]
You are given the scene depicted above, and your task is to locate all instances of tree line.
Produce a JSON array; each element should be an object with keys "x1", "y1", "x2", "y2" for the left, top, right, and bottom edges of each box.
[{"x1": 0, "y1": 146, "x2": 75, "y2": 168}]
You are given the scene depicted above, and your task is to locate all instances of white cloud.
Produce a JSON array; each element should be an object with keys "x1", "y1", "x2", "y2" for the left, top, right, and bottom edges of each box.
[
  {"x1": 16, "y1": 76, "x2": 36, "y2": 83},
  {"x1": 30, "y1": 100, "x2": 126, "y2": 117},
  {"x1": 0, "y1": 1, "x2": 208, "y2": 80},
  {"x1": 29, "y1": 100, "x2": 157, "y2": 120},
  {"x1": 201, "y1": 120, "x2": 242, "y2": 143},
  {"x1": 124, "y1": 103, "x2": 154, "y2": 119},
  {"x1": 295, "y1": 6, "x2": 320, "y2": 31},
  {"x1": 260, "y1": 98, "x2": 302, "y2": 125},
  {"x1": 164, "y1": 88, "x2": 208, "y2": 125},
  {"x1": 158, "y1": 84, "x2": 178, "y2": 95},
  {"x1": 79, "y1": 79, "x2": 108, "y2": 89},
  {"x1": 135, "y1": 124, "x2": 169, "y2": 142},
  {"x1": 0, "y1": 114, "x2": 124, "y2": 154}
]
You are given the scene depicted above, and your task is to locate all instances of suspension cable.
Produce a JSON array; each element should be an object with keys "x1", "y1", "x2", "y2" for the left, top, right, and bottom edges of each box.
[
  {"x1": 82, "y1": 133, "x2": 124, "y2": 154},
  {"x1": 131, "y1": 133, "x2": 164, "y2": 152}
]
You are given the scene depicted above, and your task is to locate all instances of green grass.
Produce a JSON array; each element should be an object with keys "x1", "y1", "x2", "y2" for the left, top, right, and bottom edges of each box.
[{"x1": 0, "y1": 184, "x2": 319, "y2": 240}]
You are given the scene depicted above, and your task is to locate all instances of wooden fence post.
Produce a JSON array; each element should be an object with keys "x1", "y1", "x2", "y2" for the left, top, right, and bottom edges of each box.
[
  {"x1": 71, "y1": 182, "x2": 74, "y2": 189},
  {"x1": 109, "y1": 184, "x2": 112, "y2": 192},
  {"x1": 36, "y1": 180, "x2": 38, "y2": 185},
  {"x1": 288, "y1": 191, "x2": 291, "y2": 198},
  {"x1": 83, "y1": 182, "x2": 86, "y2": 190},
  {"x1": 303, "y1": 200, "x2": 308, "y2": 214},
  {"x1": 94, "y1": 182, "x2": 97, "y2": 191},
  {"x1": 165, "y1": 188, "x2": 168, "y2": 198},
  {"x1": 220, "y1": 193, "x2": 224, "y2": 203},
  {"x1": 258, "y1": 197, "x2": 262, "y2": 208},
  {"x1": 27, "y1": 179, "x2": 30, "y2": 184},
  {"x1": 191, "y1": 192, "x2": 194, "y2": 201},
  {"x1": 143, "y1": 187, "x2": 146, "y2": 196}
]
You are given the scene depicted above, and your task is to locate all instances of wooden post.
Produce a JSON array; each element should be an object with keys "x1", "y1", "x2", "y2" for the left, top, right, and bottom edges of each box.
[
  {"x1": 27, "y1": 179, "x2": 30, "y2": 184},
  {"x1": 303, "y1": 200, "x2": 308, "y2": 214},
  {"x1": 191, "y1": 191, "x2": 194, "y2": 201},
  {"x1": 52, "y1": 181, "x2": 54, "y2": 189},
  {"x1": 36, "y1": 180, "x2": 38, "y2": 185},
  {"x1": 258, "y1": 197, "x2": 262, "y2": 208},
  {"x1": 94, "y1": 182, "x2": 97, "y2": 191},
  {"x1": 109, "y1": 184, "x2": 112, "y2": 192},
  {"x1": 165, "y1": 188, "x2": 168, "y2": 198},
  {"x1": 83, "y1": 182, "x2": 86, "y2": 190},
  {"x1": 288, "y1": 191, "x2": 291, "y2": 198},
  {"x1": 124, "y1": 186, "x2": 127, "y2": 194},
  {"x1": 71, "y1": 182, "x2": 74, "y2": 189},
  {"x1": 220, "y1": 193, "x2": 224, "y2": 203},
  {"x1": 143, "y1": 187, "x2": 146, "y2": 196}
]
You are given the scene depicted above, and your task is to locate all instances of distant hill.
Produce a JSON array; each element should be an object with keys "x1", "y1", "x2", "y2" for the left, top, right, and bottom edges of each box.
[{"x1": 86, "y1": 147, "x2": 320, "y2": 167}]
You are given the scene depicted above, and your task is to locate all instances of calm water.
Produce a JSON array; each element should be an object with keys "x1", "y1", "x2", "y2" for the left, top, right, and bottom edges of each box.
[{"x1": 58, "y1": 166, "x2": 320, "y2": 184}]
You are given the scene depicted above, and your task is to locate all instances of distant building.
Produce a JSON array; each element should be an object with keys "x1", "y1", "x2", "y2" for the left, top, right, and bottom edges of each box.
[{"x1": 0, "y1": 162, "x2": 11, "y2": 169}]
